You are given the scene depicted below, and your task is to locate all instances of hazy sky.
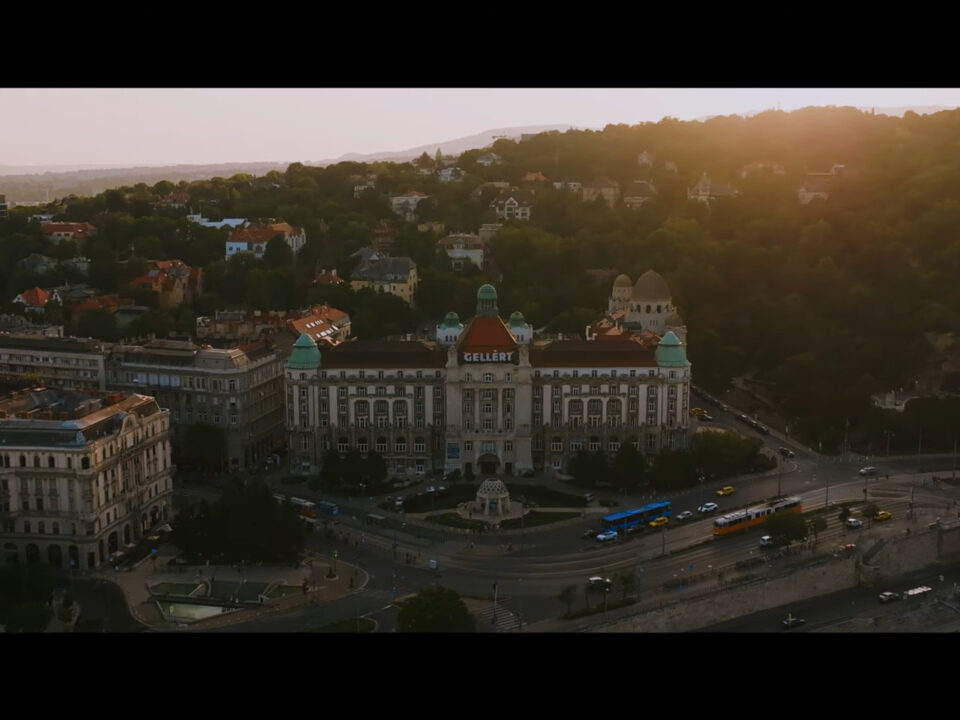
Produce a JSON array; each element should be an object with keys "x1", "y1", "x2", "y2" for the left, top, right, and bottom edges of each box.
[{"x1": 3, "y1": 88, "x2": 960, "y2": 167}]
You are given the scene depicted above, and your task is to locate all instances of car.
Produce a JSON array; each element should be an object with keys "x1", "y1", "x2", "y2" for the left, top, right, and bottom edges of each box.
[
  {"x1": 873, "y1": 510, "x2": 892, "y2": 521},
  {"x1": 588, "y1": 576, "x2": 612, "y2": 590},
  {"x1": 691, "y1": 407, "x2": 707, "y2": 417},
  {"x1": 736, "y1": 413, "x2": 750, "y2": 423},
  {"x1": 838, "y1": 543, "x2": 857, "y2": 553},
  {"x1": 859, "y1": 466, "x2": 879, "y2": 476},
  {"x1": 167, "y1": 556, "x2": 190, "y2": 567},
  {"x1": 394, "y1": 497, "x2": 404, "y2": 508},
  {"x1": 781, "y1": 615, "x2": 806, "y2": 629},
  {"x1": 699, "y1": 414, "x2": 714, "y2": 422},
  {"x1": 715, "y1": 486, "x2": 735, "y2": 496},
  {"x1": 878, "y1": 591, "x2": 900, "y2": 604},
  {"x1": 581, "y1": 528, "x2": 600, "y2": 539},
  {"x1": 596, "y1": 530, "x2": 618, "y2": 543},
  {"x1": 755, "y1": 424, "x2": 770, "y2": 434},
  {"x1": 676, "y1": 510, "x2": 695, "y2": 522},
  {"x1": 649, "y1": 516, "x2": 669, "y2": 528},
  {"x1": 426, "y1": 486, "x2": 437, "y2": 493},
  {"x1": 845, "y1": 517, "x2": 863, "y2": 529},
  {"x1": 437, "y1": 485, "x2": 447, "y2": 493},
  {"x1": 698, "y1": 502, "x2": 719, "y2": 513},
  {"x1": 779, "y1": 447, "x2": 795, "y2": 458},
  {"x1": 759, "y1": 535, "x2": 776, "y2": 547},
  {"x1": 719, "y1": 403, "x2": 730, "y2": 412}
]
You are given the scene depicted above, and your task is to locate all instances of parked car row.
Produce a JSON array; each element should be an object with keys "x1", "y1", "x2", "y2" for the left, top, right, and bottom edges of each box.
[{"x1": 690, "y1": 385, "x2": 729, "y2": 413}]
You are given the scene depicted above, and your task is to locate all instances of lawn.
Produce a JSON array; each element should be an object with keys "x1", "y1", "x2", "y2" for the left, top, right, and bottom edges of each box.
[{"x1": 424, "y1": 513, "x2": 487, "y2": 531}]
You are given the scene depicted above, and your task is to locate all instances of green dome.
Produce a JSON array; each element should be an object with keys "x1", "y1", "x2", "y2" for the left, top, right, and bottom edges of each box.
[
  {"x1": 286, "y1": 333, "x2": 321, "y2": 370},
  {"x1": 508, "y1": 311, "x2": 526, "y2": 327},
  {"x1": 655, "y1": 331, "x2": 688, "y2": 367},
  {"x1": 476, "y1": 283, "x2": 499, "y2": 317},
  {"x1": 442, "y1": 312, "x2": 461, "y2": 328}
]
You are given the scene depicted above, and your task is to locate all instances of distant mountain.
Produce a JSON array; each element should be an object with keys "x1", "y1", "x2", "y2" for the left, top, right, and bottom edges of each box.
[{"x1": 310, "y1": 124, "x2": 580, "y2": 165}]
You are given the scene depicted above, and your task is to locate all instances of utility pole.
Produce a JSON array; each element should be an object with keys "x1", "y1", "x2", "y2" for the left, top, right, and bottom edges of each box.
[
  {"x1": 843, "y1": 418, "x2": 849, "y2": 464},
  {"x1": 953, "y1": 438, "x2": 957, "y2": 482},
  {"x1": 777, "y1": 456, "x2": 783, "y2": 498},
  {"x1": 918, "y1": 427, "x2": 923, "y2": 473}
]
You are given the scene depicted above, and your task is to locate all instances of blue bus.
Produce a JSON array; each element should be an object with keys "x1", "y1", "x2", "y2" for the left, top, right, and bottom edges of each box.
[
  {"x1": 317, "y1": 500, "x2": 339, "y2": 517},
  {"x1": 600, "y1": 501, "x2": 672, "y2": 533}
]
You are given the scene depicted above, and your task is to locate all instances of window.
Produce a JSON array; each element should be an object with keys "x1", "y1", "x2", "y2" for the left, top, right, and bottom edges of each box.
[
  {"x1": 483, "y1": 373, "x2": 493, "y2": 383},
  {"x1": 48, "y1": 456, "x2": 55, "y2": 468},
  {"x1": 465, "y1": 441, "x2": 473, "y2": 452},
  {"x1": 482, "y1": 418, "x2": 493, "y2": 432},
  {"x1": 414, "y1": 438, "x2": 426, "y2": 453},
  {"x1": 338, "y1": 438, "x2": 349, "y2": 453},
  {"x1": 357, "y1": 438, "x2": 368, "y2": 453},
  {"x1": 24, "y1": 521, "x2": 31, "y2": 534},
  {"x1": 551, "y1": 437, "x2": 562, "y2": 452},
  {"x1": 505, "y1": 441, "x2": 513, "y2": 451},
  {"x1": 53, "y1": 522, "x2": 59, "y2": 535},
  {"x1": 376, "y1": 438, "x2": 387, "y2": 453},
  {"x1": 38, "y1": 521, "x2": 45, "y2": 534},
  {"x1": 464, "y1": 373, "x2": 473, "y2": 383}
]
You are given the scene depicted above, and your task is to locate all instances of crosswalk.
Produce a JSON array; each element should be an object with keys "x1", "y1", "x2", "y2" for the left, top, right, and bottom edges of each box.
[{"x1": 474, "y1": 603, "x2": 522, "y2": 632}]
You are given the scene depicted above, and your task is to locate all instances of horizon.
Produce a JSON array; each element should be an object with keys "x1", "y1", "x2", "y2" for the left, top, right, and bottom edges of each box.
[{"x1": 3, "y1": 88, "x2": 960, "y2": 169}]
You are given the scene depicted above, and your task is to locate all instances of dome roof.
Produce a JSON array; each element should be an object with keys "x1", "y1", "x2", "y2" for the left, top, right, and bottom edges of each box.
[
  {"x1": 477, "y1": 478, "x2": 509, "y2": 497},
  {"x1": 664, "y1": 311, "x2": 684, "y2": 326},
  {"x1": 508, "y1": 311, "x2": 526, "y2": 327},
  {"x1": 477, "y1": 283, "x2": 497, "y2": 301},
  {"x1": 654, "y1": 331, "x2": 688, "y2": 368},
  {"x1": 613, "y1": 273, "x2": 632, "y2": 288},
  {"x1": 286, "y1": 333, "x2": 321, "y2": 370},
  {"x1": 632, "y1": 270, "x2": 670, "y2": 300},
  {"x1": 442, "y1": 311, "x2": 461, "y2": 328}
]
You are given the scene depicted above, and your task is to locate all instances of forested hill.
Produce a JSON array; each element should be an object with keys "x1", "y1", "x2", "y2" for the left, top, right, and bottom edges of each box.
[{"x1": 5, "y1": 105, "x2": 960, "y2": 453}]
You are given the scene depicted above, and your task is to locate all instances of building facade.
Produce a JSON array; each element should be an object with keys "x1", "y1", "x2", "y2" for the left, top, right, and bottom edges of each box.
[
  {"x1": 349, "y1": 253, "x2": 419, "y2": 306},
  {"x1": 0, "y1": 335, "x2": 107, "y2": 390},
  {"x1": 285, "y1": 283, "x2": 691, "y2": 478},
  {"x1": 0, "y1": 388, "x2": 173, "y2": 570},
  {"x1": 105, "y1": 339, "x2": 285, "y2": 471}
]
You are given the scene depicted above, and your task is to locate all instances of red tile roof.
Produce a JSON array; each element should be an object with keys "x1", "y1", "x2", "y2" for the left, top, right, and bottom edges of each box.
[
  {"x1": 40, "y1": 222, "x2": 96, "y2": 236},
  {"x1": 16, "y1": 287, "x2": 51, "y2": 307},
  {"x1": 229, "y1": 222, "x2": 298, "y2": 243},
  {"x1": 456, "y1": 316, "x2": 518, "y2": 355}
]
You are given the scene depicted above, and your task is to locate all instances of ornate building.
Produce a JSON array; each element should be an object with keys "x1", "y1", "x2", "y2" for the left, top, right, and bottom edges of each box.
[
  {"x1": 0, "y1": 388, "x2": 173, "y2": 570},
  {"x1": 286, "y1": 284, "x2": 691, "y2": 477},
  {"x1": 606, "y1": 269, "x2": 686, "y2": 340}
]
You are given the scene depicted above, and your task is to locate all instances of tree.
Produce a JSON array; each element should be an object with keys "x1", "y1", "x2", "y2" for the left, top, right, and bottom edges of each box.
[
  {"x1": 363, "y1": 450, "x2": 387, "y2": 486},
  {"x1": 612, "y1": 442, "x2": 645, "y2": 490},
  {"x1": 263, "y1": 235, "x2": 293, "y2": 268},
  {"x1": 614, "y1": 571, "x2": 637, "y2": 602},
  {"x1": 558, "y1": 584, "x2": 576, "y2": 615},
  {"x1": 181, "y1": 422, "x2": 227, "y2": 473},
  {"x1": 808, "y1": 515, "x2": 827, "y2": 543},
  {"x1": 76, "y1": 308, "x2": 119, "y2": 342},
  {"x1": 396, "y1": 586, "x2": 476, "y2": 633},
  {"x1": 568, "y1": 449, "x2": 608, "y2": 488},
  {"x1": 764, "y1": 511, "x2": 808, "y2": 548},
  {"x1": 839, "y1": 506, "x2": 852, "y2": 522},
  {"x1": 315, "y1": 449, "x2": 342, "y2": 489},
  {"x1": 862, "y1": 503, "x2": 880, "y2": 522}
]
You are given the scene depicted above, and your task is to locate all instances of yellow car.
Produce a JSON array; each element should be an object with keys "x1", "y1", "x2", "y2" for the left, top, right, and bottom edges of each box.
[
  {"x1": 715, "y1": 486, "x2": 735, "y2": 496},
  {"x1": 649, "y1": 516, "x2": 669, "y2": 528},
  {"x1": 690, "y1": 407, "x2": 707, "y2": 416},
  {"x1": 873, "y1": 510, "x2": 892, "y2": 521}
]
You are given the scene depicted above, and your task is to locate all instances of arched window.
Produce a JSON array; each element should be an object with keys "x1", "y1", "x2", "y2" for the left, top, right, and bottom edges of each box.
[
  {"x1": 587, "y1": 399, "x2": 603, "y2": 427},
  {"x1": 33, "y1": 456, "x2": 40, "y2": 468},
  {"x1": 355, "y1": 401, "x2": 369, "y2": 419},
  {"x1": 657, "y1": 304, "x2": 662, "y2": 313},
  {"x1": 19, "y1": 455, "x2": 26, "y2": 467},
  {"x1": 48, "y1": 456, "x2": 55, "y2": 468},
  {"x1": 606, "y1": 399, "x2": 622, "y2": 426},
  {"x1": 67, "y1": 457, "x2": 73, "y2": 469},
  {"x1": 375, "y1": 437, "x2": 387, "y2": 453},
  {"x1": 394, "y1": 437, "x2": 406, "y2": 453},
  {"x1": 392, "y1": 400, "x2": 407, "y2": 419},
  {"x1": 337, "y1": 437, "x2": 349, "y2": 453},
  {"x1": 646, "y1": 304, "x2": 652, "y2": 313},
  {"x1": 81, "y1": 457, "x2": 90, "y2": 469}
]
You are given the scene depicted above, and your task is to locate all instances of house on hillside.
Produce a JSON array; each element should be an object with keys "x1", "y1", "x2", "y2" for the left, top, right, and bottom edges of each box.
[
  {"x1": 687, "y1": 173, "x2": 739, "y2": 204},
  {"x1": 225, "y1": 222, "x2": 306, "y2": 260},
  {"x1": 623, "y1": 180, "x2": 658, "y2": 209},
  {"x1": 13, "y1": 286, "x2": 59, "y2": 314},
  {"x1": 437, "y1": 233, "x2": 488, "y2": 271},
  {"x1": 489, "y1": 190, "x2": 533, "y2": 221},
  {"x1": 582, "y1": 177, "x2": 621, "y2": 207},
  {"x1": 476, "y1": 152, "x2": 501, "y2": 167},
  {"x1": 349, "y1": 252, "x2": 419, "y2": 306},
  {"x1": 40, "y1": 222, "x2": 97, "y2": 244},
  {"x1": 390, "y1": 191, "x2": 430, "y2": 220}
]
